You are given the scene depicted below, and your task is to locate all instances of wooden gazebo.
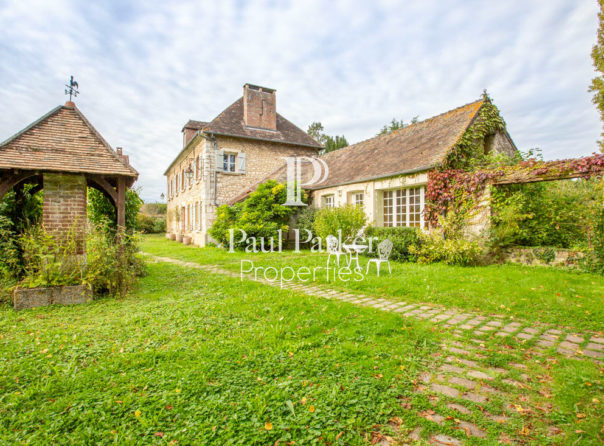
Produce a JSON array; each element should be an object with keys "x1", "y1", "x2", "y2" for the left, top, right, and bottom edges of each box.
[{"x1": 0, "y1": 101, "x2": 138, "y2": 252}]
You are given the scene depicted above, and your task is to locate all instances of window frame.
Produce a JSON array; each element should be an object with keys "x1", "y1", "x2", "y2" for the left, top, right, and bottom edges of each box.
[
  {"x1": 322, "y1": 194, "x2": 335, "y2": 209},
  {"x1": 353, "y1": 192, "x2": 364, "y2": 207},
  {"x1": 382, "y1": 186, "x2": 425, "y2": 228},
  {"x1": 223, "y1": 153, "x2": 236, "y2": 173}
]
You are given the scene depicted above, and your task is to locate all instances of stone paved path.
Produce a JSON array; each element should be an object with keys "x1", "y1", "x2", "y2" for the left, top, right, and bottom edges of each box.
[
  {"x1": 144, "y1": 253, "x2": 603, "y2": 364},
  {"x1": 145, "y1": 253, "x2": 603, "y2": 444}
]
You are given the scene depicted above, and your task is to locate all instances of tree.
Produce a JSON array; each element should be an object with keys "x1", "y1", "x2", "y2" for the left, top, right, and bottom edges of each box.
[
  {"x1": 307, "y1": 122, "x2": 349, "y2": 154},
  {"x1": 88, "y1": 188, "x2": 143, "y2": 234},
  {"x1": 377, "y1": 117, "x2": 418, "y2": 136},
  {"x1": 590, "y1": 0, "x2": 604, "y2": 152},
  {"x1": 324, "y1": 135, "x2": 349, "y2": 153}
]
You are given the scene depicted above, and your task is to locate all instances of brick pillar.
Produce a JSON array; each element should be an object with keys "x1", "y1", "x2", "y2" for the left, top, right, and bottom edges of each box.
[{"x1": 42, "y1": 173, "x2": 87, "y2": 254}]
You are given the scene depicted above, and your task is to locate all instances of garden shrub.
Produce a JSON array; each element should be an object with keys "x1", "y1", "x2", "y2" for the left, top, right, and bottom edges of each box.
[
  {"x1": 0, "y1": 185, "x2": 43, "y2": 283},
  {"x1": 365, "y1": 226, "x2": 420, "y2": 262},
  {"x1": 85, "y1": 224, "x2": 146, "y2": 297},
  {"x1": 13, "y1": 222, "x2": 144, "y2": 297},
  {"x1": 18, "y1": 225, "x2": 85, "y2": 288},
  {"x1": 209, "y1": 180, "x2": 299, "y2": 249},
  {"x1": 152, "y1": 218, "x2": 167, "y2": 233},
  {"x1": 137, "y1": 214, "x2": 156, "y2": 233},
  {"x1": 136, "y1": 213, "x2": 166, "y2": 233},
  {"x1": 313, "y1": 205, "x2": 366, "y2": 241},
  {"x1": 490, "y1": 178, "x2": 602, "y2": 250},
  {"x1": 294, "y1": 206, "x2": 317, "y2": 237},
  {"x1": 409, "y1": 230, "x2": 483, "y2": 266}
]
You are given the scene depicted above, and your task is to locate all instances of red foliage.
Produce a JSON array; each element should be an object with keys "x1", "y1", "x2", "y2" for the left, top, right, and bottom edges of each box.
[{"x1": 425, "y1": 153, "x2": 604, "y2": 227}]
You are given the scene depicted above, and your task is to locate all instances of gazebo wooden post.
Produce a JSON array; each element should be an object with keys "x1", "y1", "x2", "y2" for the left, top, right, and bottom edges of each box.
[{"x1": 117, "y1": 176, "x2": 126, "y2": 229}]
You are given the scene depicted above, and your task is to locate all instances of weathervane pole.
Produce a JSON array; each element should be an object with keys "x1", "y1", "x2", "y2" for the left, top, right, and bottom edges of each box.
[{"x1": 64, "y1": 76, "x2": 79, "y2": 101}]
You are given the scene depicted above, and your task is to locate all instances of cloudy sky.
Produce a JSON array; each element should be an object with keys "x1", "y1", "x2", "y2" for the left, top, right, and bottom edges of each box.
[{"x1": 0, "y1": 0, "x2": 600, "y2": 201}]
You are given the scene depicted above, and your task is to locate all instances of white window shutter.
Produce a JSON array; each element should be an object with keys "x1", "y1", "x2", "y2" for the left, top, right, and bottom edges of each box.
[
  {"x1": 215, "y1": 150, "x2": 224, "y2": 171},
  {"x1": 238, "y1": 153, "x2": 246, "y2": 174}
]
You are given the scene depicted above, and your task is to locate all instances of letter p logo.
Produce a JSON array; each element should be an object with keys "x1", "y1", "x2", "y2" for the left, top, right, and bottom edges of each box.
[{"x1": 283, "y1": 156, "x2": 329, "y2": 206}]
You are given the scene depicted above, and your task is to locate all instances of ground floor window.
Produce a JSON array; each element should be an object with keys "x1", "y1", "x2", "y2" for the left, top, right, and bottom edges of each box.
[
  {"x1": 352, "y1": 192, "x2": 364, "y2": 207},
  {"x1": 322, "y1": 194, "x2": 334, "y2": 208},
  {"x1": 382, "y1": 186, "x2": 424, "y2": 228}
]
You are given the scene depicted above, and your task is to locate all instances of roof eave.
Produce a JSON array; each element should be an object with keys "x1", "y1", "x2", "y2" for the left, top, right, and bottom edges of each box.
[
  {"x1": 0, "y1": 105, "x2": 63, "y2": 147},
  {"x1": 309, "y1": 164, "x2": 437, "y2": 191}
]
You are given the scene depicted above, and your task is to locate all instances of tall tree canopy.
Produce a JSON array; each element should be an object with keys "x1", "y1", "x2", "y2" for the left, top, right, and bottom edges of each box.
[
  {"x1": 307, "y1": 122, "x2": 349, "y2": 154},
  {"x1": 377, "y1": 117, "x2": 418, "y2": 136},
  {"x1": 590, "y1": 0, "x2": 604, "y2": 152}
]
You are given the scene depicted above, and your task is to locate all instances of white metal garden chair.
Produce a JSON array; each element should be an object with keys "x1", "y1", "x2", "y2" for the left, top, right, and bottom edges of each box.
[
  {"x1": 366, "y1": 238, "x2": 393, "y2": 276},
  {"x1": 326, "y1": 235, "x2": 345, "y2": 266}
]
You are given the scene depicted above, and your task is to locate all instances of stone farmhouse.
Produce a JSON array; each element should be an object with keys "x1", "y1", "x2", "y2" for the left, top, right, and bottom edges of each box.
[
  {"x1": 165, "y1": 84, "x2": 517, "y2": 246},
  {"x1": 164, "y1": 84, "x2": 321, "y2": 246}
]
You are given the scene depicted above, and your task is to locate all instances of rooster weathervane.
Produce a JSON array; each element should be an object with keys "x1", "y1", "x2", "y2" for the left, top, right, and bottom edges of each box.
[{"x1": 64, "y1": 76, "x2": 79, "y2": 101}]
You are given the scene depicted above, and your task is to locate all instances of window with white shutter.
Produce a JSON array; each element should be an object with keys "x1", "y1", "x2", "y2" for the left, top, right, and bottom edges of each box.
[
  {"x1": 215, "y1": 150, "x2": 224, "y2": 171},
  {"x1": 238, "y1": 153, "x2": 246, "y2": 174}
]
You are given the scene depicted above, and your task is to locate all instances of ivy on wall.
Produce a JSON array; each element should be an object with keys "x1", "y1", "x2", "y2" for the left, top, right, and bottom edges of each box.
[{"x1": 441, "y1": 92, "x2": 507, "y2": 171}]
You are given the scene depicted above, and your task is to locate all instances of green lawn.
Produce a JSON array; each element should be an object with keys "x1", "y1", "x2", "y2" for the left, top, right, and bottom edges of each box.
[
  {"x1": 141, "y1": 235, "x2": 604, "y2": 333},
  {"x1": 0, "y1": 261, "x2": 443, "y2": 444},
  {"x1": 1, "y1": 246, "x2": 602, "y2": 444}
]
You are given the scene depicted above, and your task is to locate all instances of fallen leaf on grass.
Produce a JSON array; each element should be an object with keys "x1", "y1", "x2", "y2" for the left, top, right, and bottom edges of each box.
[{"x1": 264, "y1": 422, "x2": 273, "y2": 430}]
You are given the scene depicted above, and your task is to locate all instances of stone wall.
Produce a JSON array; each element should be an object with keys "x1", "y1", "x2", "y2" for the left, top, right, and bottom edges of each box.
[
  {"x1": 165, "y1": 134, "x2": 317, "y2": 246},
  {"x1": 42, "y1": 173, "x2": 87, "y2": 254},
  {"x1": 214, "y1": 136, "x2": 317, "y2": 205},
  {"x1": 502, "y1": 247, "x2": 584, "y2": 268}
]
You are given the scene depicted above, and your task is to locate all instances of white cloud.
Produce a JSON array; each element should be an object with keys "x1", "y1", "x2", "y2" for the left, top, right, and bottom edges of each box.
[{"x1": 0, "y1": 0, "x2": 600, "y2": 201}]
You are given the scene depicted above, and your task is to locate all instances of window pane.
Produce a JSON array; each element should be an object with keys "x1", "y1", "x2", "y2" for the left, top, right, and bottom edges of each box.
[
  {"x1": 408, "y1": 187, "x2": 421, "y2": 227},
  {"x1": 395, "y1": 189, "x2": 406, "y2": 227},
  {"x1": 383, "y1": 191, "x2": 393, "y2": 227},
  {"x1": 354, "y1": 193, "x2": 363, "y2": 207}
]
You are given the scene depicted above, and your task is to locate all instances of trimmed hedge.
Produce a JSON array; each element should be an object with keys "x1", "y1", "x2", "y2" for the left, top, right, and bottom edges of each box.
[{"x1": 364, "y1": 226, "x2": 420, "y2": 262}]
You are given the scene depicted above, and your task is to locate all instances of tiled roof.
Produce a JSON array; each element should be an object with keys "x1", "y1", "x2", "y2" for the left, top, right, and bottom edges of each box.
[
  {"x1": 0, "y1": 103, "x2": 138, "y2": 177},
  {"x1": 203, "y1": 98, "x2": 322, "y2": 149},
  {"x1": 182, "y1": 120, "x2": 208, "y2": 131},
  {"x1": 227, "y1": 99, "x2": 489, "y2": 204},
  {"x1": 312, "y1": 99, "x2": 484, "y2": 189}
]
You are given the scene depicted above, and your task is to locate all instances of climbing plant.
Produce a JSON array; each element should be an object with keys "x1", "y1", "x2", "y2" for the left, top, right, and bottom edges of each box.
[
  {"x1": 425, "y1": 153, "x2": 604, "y2": 228},
  {"x1": 441, "y1": 93, "x2": 507, "y2": 171}
]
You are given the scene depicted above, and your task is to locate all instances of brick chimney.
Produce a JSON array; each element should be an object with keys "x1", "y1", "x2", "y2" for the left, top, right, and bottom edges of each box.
[{"x1": 243, "y1": 83, "x2": 277, "y2": 131}]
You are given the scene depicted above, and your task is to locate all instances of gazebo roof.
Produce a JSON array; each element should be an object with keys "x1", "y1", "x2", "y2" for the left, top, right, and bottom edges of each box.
[{"x1": 0, "y1": 102, "x2": 138, "y2": 178}]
